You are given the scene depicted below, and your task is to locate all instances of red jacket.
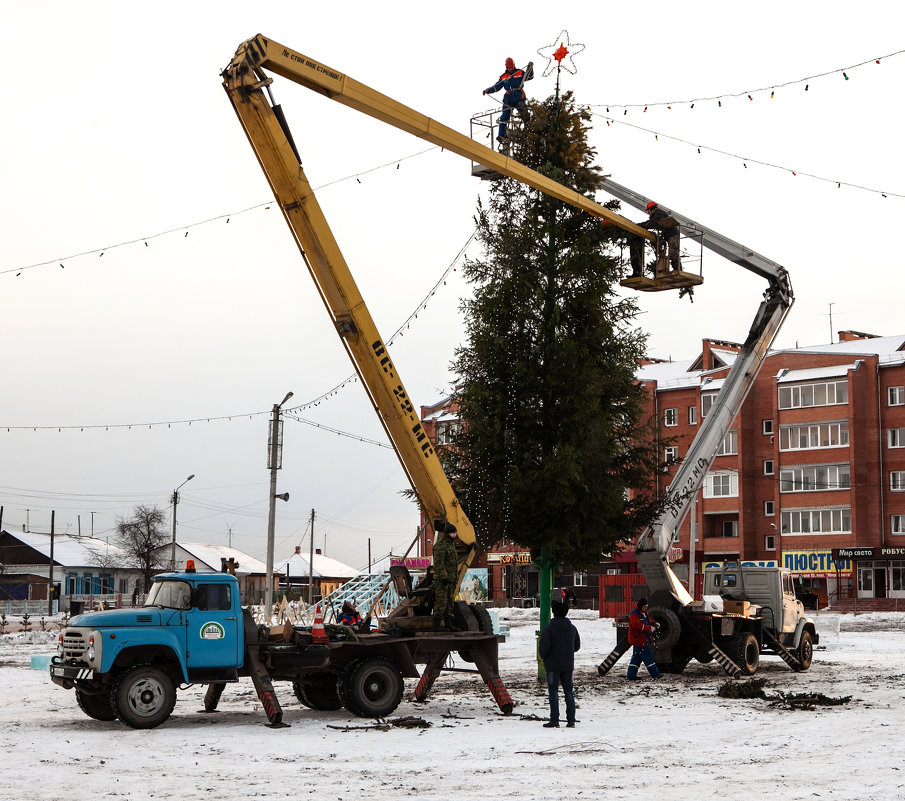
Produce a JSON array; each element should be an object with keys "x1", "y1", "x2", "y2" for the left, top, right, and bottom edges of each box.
[{"x1": 627, "y1": 608, "x2": 655, "y2": 647}]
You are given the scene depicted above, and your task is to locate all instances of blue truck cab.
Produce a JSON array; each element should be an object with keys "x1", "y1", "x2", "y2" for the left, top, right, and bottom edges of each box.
[{"x1": 50, "y1": 564, "x2": 246, "y2": 728}]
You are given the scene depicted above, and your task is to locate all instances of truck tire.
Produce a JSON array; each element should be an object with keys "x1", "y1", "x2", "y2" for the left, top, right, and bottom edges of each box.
[
  {"x1": 339, "y1": 657, "x2": 404, "y2": 718},
  {"x1": 459, "y1": 605, "x2": 494, "y2": 663},
  {"x1": 795, "y1": 630, "x2": 814, "y2": 671},
  {"x1": 648, "y1": 606, "x2": 682, "y2": 649},
  {"x1": 112, "y1": 664, "x2": 177, "y2": 729},
  {"x1": 294, "y1": 678, "x2": 343, "y2": 711},
  {"x1": 734, "y1": 632, "x2": 760, "y2": 676},
  {"x1": 657, "y1": 656, "x2": 690, "y2": 675},
  {"x1": 75, "y1": 689, "x2": 117, "y2": 721}
]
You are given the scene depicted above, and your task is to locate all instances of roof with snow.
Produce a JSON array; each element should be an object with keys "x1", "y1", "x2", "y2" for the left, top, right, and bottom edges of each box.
[
  {"x1": 776, "y1": 363, "x2": 861, "y2": 383},
  {"x1": 177, "y1": 543, "x2": 269, "y2": 576},
  {"x1": 276, "y1": 550, "x2": 359, "y2": 580},
  {"x1": 782, "y1": 334, "x2": 905, "y2": 357},
  {"x1": 2, "y1": 530, "x2": 129, "y2": 567}
]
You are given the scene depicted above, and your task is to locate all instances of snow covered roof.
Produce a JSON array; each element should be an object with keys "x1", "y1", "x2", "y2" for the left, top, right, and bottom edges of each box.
[
  {"x1": 709, "y1": 348, "x2": 740, "y2": 367},
  {"x1": 636, "y1": 358, "x2": 700, "y2": 389},
  {"x1": 5, "y1": 531, "x2": 129, "y2": 567},
  {"x1": 177, "y1": 543, "x2": 269, "y2": 576},
  {"x1": 276, "y1": 550, "x2": 359, "y2": 580},
  {"x1": 778, "y1": 334, "x2": 905, "y2": 358},
  {"x1": 776, "y1": 363, "x2": 860, "y2": 384}
]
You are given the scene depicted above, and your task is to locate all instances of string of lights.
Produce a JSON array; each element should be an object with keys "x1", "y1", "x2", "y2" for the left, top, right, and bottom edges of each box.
[
  {"x1": 2, "y1": 146, "x2": 442, "y2": 279},
  {"x1": 286, "y1": 227, "x2": 477, "y2": 412},
  {"x1": 591, "y1": 110, "x2": 904, "y2": 199},
  {"x1": 282, "y1": 412, "x2": 393, "y2": 449},
  {"x1": 593, "y1": 48, "x2": 904, "y2": 111}
]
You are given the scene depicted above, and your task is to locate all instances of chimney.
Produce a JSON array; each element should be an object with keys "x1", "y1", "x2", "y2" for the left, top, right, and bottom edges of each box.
[{"x1": 295, "y1": 546, "x2": 301, "y2": 555}]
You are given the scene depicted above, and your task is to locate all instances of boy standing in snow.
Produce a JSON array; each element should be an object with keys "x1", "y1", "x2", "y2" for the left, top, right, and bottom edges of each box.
[{"x1": 539, "y1": 601, "x2": 581, "y2": 728}]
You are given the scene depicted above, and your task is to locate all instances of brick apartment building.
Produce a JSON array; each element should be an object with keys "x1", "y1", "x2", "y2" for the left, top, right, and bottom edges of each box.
[{"x1": 420, "y1": 330, "x2": 905, "y2": 609}]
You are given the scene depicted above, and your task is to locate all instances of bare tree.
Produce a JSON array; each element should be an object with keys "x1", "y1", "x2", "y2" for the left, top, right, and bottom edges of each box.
[{"x1": 114, "y1": 505, "x2": 168, "y2": 593}]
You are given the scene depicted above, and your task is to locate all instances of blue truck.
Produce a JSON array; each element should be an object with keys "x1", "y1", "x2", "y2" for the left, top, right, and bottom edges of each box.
[{"x1": 50, "y1": 565, "x2": 511, "y2": 729}]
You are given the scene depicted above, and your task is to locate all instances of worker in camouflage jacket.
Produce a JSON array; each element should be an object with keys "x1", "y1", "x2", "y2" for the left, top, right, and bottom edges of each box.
[{"x1": 431, "y1": 521, "x2": 459, "y2": 630}]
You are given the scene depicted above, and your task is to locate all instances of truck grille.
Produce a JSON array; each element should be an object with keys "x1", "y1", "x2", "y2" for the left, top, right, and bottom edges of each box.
[{"x1": 61, "y1": 630, "x2": 88, "y2": 661}]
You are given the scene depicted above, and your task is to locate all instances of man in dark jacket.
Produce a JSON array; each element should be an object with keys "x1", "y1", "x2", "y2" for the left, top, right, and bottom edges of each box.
[
  {"x1": 431, "y1": 522, "x2": 459, "y2": 631},
  {"x1": 538, "y1": 601, "x2": 581, "y2": 728},
  {"x1": 629, "y1": 201, "x2": 681, "y2": 277},
  {"x1": 627, "y1": 597, "x2": 661, "y2": 679}
]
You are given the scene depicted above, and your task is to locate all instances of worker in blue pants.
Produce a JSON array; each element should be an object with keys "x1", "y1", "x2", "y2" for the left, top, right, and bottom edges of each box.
[
  {"x1": 626, "y1": 598, "x2": 661, "y2": 679},
  {"x1": 483, "y1": 57, "x2": 534, "y2": 144}
]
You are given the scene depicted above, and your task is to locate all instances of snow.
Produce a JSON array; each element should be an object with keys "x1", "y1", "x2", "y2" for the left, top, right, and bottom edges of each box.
[{"x1": 2, "y1": 609, "x2": 903, "y2": 800}]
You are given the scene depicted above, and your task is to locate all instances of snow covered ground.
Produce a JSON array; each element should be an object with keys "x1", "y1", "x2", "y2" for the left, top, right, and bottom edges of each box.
[{"x1": 2, "y1": 609, "x2": 902, "y2": 800}]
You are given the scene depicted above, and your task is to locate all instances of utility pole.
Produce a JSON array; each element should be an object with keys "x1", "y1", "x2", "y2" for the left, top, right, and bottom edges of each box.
[
  {"x1": 49, "y1": 511, "x2": 55, "y2": 614},
  {"x1": 828, "y1": 302, "x2": 835, "y2": 344},
  {"x1": 170, "y1": 474, "x2": 195, "y2": 571},
  {"x1": 264, "y1": 391, "x2": 293, "y2": 618},
  {"x1": 308, "y1": 508, "x2": 315, "y2": 604}
]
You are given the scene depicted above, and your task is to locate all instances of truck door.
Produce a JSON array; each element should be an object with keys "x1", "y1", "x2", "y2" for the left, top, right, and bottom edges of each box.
[{"x1": 184, "y1": 582, "x2": 241, "y2": 669}]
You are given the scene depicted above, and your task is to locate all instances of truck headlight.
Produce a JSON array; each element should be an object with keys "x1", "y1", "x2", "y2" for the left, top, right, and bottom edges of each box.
[
  {"x1": 87, "y1": 636, "x2": 96, "y2": 662},
  {"x1": 57, "y1": 636, "x2": 64, "y2": 658}
]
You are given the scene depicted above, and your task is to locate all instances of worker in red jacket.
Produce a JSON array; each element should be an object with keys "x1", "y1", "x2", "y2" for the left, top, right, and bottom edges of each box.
[{"x1": 626, "y1": 597, "x2": 661, "y2": 679}]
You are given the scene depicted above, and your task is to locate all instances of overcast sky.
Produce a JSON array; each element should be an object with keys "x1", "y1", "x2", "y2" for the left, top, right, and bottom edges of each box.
[{"x1": 2, "y1": 2, "x2": 903, "y2": 570}]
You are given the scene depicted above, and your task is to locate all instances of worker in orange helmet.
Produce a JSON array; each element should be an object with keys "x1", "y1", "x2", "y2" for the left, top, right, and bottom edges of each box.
[
  {"x1": 628, "y1": 201, "x2": 681, "y2": 277},
  {"x1": 483, "y1": 56, "x2": 534, "y2": 145}
]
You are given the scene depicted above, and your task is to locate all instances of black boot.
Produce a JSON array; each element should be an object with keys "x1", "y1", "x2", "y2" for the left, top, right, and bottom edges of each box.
[
  {"x1": 432, "y1": 614, "x2": 443, "y2": 632},
  {"x1": 445, "y1": 615, "x2": 456, "y2": 632}
]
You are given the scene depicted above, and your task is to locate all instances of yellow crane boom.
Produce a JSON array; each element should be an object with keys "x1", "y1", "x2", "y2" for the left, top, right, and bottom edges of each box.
[{"x1": 221, "y1": 34, "x2": 654, "y2": 573}]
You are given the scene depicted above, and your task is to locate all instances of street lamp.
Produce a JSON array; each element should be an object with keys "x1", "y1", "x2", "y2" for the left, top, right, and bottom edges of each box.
[
  {"x1": 170, "y1": 474, "x2": 195, "y2": 571},
  {"x1": 264, "y1": 392, "x2": 293, "y2": 618}
]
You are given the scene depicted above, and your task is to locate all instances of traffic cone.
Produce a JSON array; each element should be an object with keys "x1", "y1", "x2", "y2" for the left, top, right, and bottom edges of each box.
[{"x1": 311, "y1": 604, "x2": 329, "y2": 644}]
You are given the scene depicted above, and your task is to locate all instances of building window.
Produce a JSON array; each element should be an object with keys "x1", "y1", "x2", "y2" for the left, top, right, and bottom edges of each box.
[
  {"x1": 764, "y1": 500, "x2": 775, "y2": 516},
  {"x1": 703, "y1": 471, "x2": 738, "y2": 498},
  {"x1": 781, "y1": 507, "x2": 851, "y2": 535},
  {"x1": 688, "y1": 405, "x2": 698, "y2": 425},
  {"x1": 763, "y1": 460, "x2": 775, "y2": 476},
  {"x1": 701, "y1": 393, "x2": 717, "y2": 419},
  {"x1": 722, "y1": 520, "x2": 739, "y2": 537},
  {"x1": 664, "y1": 408, "x2": 678, "y2": 427},
  {"x1": 778, "y1": 379, "x2": 849, "y2": 410},
  {"x1": 779, "y1": 463, "x2": 851, "y2": 492},
  {"x1": 890, "y1": 428, "x2": 905, "y2": 448},
  {"x1": 893, "y1": 515, "x2": 905, "y2": 535},
  {"x1": 889, "y1": 386, "x2": 905, "y2": 406},
  {"x1": 891, "y1": 471, "x2": 905, "y2": 492},
  {"x1": 892, "y1": 561, "x2": 905, "y2": 591},
  {"x1": 573, "y1": 571, "x2": 588, "y2": 587},
  {"x1": 762, "y1": 419, "x2": 774, "y2": 435},
  {"x1": 664, "y1": 445, "x2": 679, "y2": 464},
  {"x1": 436, "y1": 421, "x2": 462, "y2": 445},
  {"x1": 765, "y1": 534, "x2": 776, "y2": 551},
  {"x1": 779, "y1": 421, "x2": 849, "y2": 451},
  {"x1": 716, "y1": 429, "x2": 738, "y2": 456}
]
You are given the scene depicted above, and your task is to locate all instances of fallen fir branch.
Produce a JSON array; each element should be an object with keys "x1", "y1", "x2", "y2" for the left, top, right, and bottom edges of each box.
[{"x1": 327, "y1": 716, "x2": 430, "y2": 732}]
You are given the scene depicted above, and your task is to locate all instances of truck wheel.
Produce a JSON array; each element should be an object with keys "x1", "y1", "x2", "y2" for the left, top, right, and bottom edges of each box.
[
  {"x1": 340, "y1": 657, "x2": 404, "y2": 718},
  {"x1": 648, "y1": 606, "x2": 682, "y2": 649},
  {"x1": 657, "y1": 656, "x2": 689, "y2": 675},
  {"x1": 75, "y1": 689, "x2": 117, "y2": 721},
  {"x1": 459, "y1": 605, "x2": 494, "y2": 663},
  {"x1": 295, "y1": 678, "x2": 343, "y2": 711},
  {"x1": 112, "y1": 664, "x2": 177, "y2": 729},
  {"x1": 795, "y1": 631, "x2": 814, "y2": 671},
  {"x1": 734, "y1": 632, "x2": 760, "y2": 676}
]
